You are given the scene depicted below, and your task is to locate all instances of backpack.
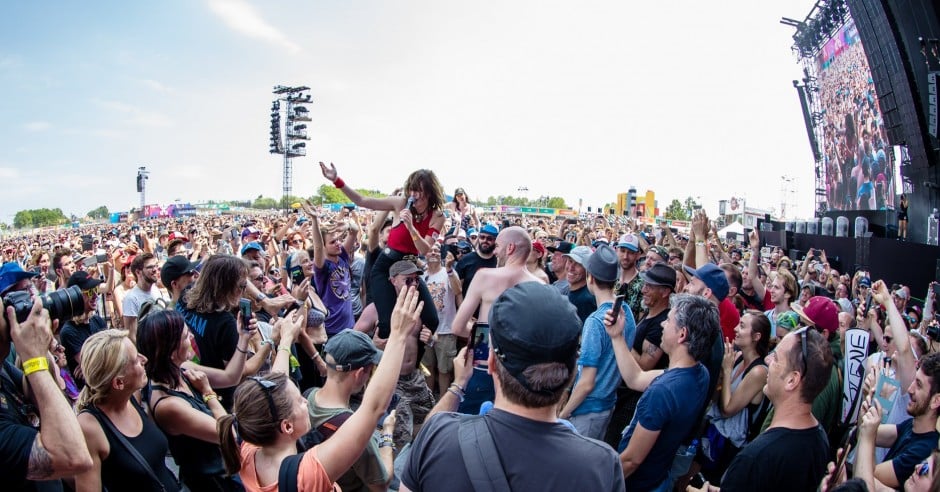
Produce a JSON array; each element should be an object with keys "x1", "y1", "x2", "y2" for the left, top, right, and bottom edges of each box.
[{"x1": 296, "y1": 410, "x2": 353, "y2": 451}]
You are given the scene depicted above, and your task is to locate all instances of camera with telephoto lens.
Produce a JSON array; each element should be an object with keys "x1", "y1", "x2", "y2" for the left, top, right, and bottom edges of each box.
[
  {"x1": 2, "y1": 286, "x2": 85, "y2": 324},
  {"x1": 927, "y1": 322, "x2": 940, "y2": 343}
]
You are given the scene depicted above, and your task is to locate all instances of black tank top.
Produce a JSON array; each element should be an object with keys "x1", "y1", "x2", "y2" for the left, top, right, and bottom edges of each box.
[
  {"x1": 83, "y1": 398, "x2": 180, "y2": 491},
  {"x1": 150, "y1": 378, "x2": 228, "y2": 478}
]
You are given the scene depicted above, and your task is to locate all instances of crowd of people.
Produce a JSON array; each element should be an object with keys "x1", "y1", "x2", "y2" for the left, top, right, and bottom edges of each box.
[{"x1": 1, "y1": 162, "x2": 939, "y2": 491}]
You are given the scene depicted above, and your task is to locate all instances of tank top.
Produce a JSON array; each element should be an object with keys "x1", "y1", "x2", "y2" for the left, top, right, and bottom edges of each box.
[
  {"x1": 83, "y1": 398, "x2": 181, "y2": 491},
  {"x1": 150, "y1": 378, "x2": 228, "y2": 478},
  {"x1": 386, "y1": 210, "x2": 438, "y2": 254}
]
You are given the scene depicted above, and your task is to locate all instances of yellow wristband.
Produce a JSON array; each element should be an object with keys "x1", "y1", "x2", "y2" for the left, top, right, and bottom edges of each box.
[
  {"x1": 202, "y1": 393, "x2": 218, "y2": 404},
  {"x1": 22, "y1": 357, "x2": 49, "y2": 377}
]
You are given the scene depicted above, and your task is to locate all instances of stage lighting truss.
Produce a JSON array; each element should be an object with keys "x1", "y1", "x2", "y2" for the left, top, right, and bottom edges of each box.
[{"x1": 782, "y1": 0, "x2": 850, "y2": 60}]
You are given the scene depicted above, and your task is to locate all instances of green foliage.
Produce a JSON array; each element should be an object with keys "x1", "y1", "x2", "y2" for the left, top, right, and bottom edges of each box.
[
  {"x1": 314, "y1": 185, "x2": 385, "y2": 206},
  {"x1": 14, "y1": 208, "x2": 68, "y2": 228},
  {"x1": 86, "y1": 205, "x2": 109, "y2": 220},
  {"x1": 252, "y1": 196, "x2": 279, "y2": 209},
  {"x1": 279, "y1": 195, "x2": 304, "y2": 209},
  {"x1": 484, "y1": 195, "x2": 568, "y2": 209},
  {"x1": 664, "y1": 199, "x2": 689, "y2": 221}
]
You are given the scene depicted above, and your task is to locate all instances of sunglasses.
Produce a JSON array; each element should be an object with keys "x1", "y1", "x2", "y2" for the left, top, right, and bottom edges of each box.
[
  {"x1": 82, "y1": 288, "x2": 99, "y2": 297},
  {"x1": 478, "y1": 235, "x2": 496, "y2": 242},
  {"x1": 917, "y1": 459, "x2": 931, "y2": 477},
  {"x1": 795, "y1": 326, "x2": 809, "y2": 376},
  {"x1": 248, "y1": 376, "x2": 279, "y2": 420}
]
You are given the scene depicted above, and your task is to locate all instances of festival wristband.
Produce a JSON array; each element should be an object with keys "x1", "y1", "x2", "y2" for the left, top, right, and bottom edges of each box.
[
  {"x1": 22, "y1": 357, "x2": 49, "y2": 377},
  {"x1": 333, "y1": 177, "x2": 346, "y2": 189}
]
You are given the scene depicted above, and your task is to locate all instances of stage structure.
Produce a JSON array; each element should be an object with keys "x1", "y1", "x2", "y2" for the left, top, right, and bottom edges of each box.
[
  {"x1": 269, "y1": 85, "x2": 312, "y2": 206},
  {"x1": 783, "y1": 0, "x2": 940, "y2": 243}
]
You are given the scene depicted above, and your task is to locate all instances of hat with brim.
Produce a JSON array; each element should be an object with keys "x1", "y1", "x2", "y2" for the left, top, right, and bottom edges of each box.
[
  {"x1": 790, "y1": 296, "x2": 839, "y2": 334},
  {"x1": 0, "y1": 262, "x2": 39, "y2": 294},
  {"x1": 640, "y1": 262, "x2": 676, "y2": 291},
  {"x1": 324, "y1": 329, "x2": 382, "y2": 371}
]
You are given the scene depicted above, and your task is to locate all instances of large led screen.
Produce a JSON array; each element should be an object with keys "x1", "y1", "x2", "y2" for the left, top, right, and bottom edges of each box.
[{"x1": 817, "y1": 18, "x2": 896, "y2": 211}]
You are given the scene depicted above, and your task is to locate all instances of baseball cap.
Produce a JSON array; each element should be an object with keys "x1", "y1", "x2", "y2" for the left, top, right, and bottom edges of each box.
[
  {"x1": 161, "y1": 255, "x2": 198, "y2": 287},
  {"x1": 640, "y1": 262, "x2": 677, "y2": 291},
  {"x1": 489, "y1": 282, "x2": 582, "y2": 393},
  {"x1": 241, "y1": 226, "x2": 260, "y2": 240},
  {"x1": 564, "y1": 245, "x2": 593, "y2": 267},
  {"x1": 893, "y1": 289, "x2": 908, "y2": 300},
  {"x1": 792, "y1": 296, "x2": 839, "y2": 334},
  {"x1": 616, "y1": 233, "x2": 640, "y2": 252},
  {"x1": 467, "y1": 228, "x2": 478, "y2": 237},
  {"x1": 67, "y1": 271, "x2": 102, "y2": 290},
  {"x1": 547, "y1": 241, "x2": 574, "y2": 255},
  {"x1": 240, "y1": 242, "x2": 263, "y2": 256},
  {"x1": 776, "y1": 311, "x2": 801, "y2": 332},
  {"x1": 323, "y1": 329, "x2": 382, "y2": 371},
  {"x1": 683, "y1": 263, "x2": 730, "y2": 301},
  {"x1": 168, "y1": 231, "x2": 189, "y2": 242},
  {"x1": 532, "y1": 241, "x2": 546, "y2": 256},
  {"x1": 649, "y1": 245, "x2": 670, "y2": 261},
  {"x1": 585, "y1": 244, "x2": 618, "y2": 283},
  {"x1": 389, "y1": 260, "x2": 421, "y2": 277},
  {"x1": 480, "y1": 224, "x2": 499, "y2": 237},
  {"x1": 858, "y1": 277, "x2": 872, "y2": 288},
  {"x1": 0, "y1": 262, "x2": 39, "y2": 294}
]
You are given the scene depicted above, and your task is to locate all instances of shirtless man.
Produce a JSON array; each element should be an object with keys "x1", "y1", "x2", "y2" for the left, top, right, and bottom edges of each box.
[{"x1": 451, "y1": 226, "x2": 542, "y2": 413}]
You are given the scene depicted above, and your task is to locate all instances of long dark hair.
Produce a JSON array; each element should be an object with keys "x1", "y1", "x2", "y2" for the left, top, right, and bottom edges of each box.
[
  {"x1": 218, "y1": 373, "x2": 296, "y2": 475},
  {"x1": 404, "y1": 169, "x2": 445, "y2": 212},
  {"x1": 136, "y1": 310, "x2": 185, "y2": 387},
  {"x1": 183, "y1": 254, "x2": 247, "y2": 313}
]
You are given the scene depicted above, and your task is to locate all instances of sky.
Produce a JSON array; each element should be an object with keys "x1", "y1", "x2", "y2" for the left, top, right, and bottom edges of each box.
[{"x1": 0, "y1": 0, "x2": 822, "y2": 224}]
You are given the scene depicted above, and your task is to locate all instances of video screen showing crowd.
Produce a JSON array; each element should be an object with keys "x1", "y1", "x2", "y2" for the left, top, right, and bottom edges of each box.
[{"x1": 2, "y1": 163, "x2": 940, "y2": 491}]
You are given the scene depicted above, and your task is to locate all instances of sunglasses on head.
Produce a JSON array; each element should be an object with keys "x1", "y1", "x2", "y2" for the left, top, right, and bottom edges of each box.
[{"x1": 248, "y1": 376, "x2": 279, "y2": 420}]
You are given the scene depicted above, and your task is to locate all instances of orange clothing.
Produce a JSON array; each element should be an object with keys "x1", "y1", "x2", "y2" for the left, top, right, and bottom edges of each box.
[{"x1": 239, "y1": 443, "x2": 336, "y2": 492}]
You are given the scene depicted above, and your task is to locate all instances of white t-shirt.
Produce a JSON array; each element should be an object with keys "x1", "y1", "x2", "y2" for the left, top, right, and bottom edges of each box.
[
  {"x1": 424, "y1": 268, "x2": 457, "y2": 335},
  {"x1": 122, "y1": 284, "x2": 166, "y2": 318}
]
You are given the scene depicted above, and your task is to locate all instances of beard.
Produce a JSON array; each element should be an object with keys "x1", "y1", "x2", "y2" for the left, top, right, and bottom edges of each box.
[{"x1": 478, "y1": 242, "x2": 495, "y2": 255}]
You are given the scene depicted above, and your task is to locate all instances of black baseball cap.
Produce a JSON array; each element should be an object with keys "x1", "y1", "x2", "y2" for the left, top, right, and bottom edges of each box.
[
  {"x1": 161, "y1": 255, "x2": 198, "y2": 287},
  {"x1": 547, "y1": 241, "x2": 574, "y2": 255},
  {"x1": 489, "y1": 283, "x2": 581, "y2": 394},
  {"x1": 67, "y1": 271, "x2": 102, "y2": 290}
]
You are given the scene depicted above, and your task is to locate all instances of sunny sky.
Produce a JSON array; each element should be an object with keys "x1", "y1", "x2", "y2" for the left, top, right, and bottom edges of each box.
[{"x1": 0, "y1": 0, "x2": 822, "y2": 224}]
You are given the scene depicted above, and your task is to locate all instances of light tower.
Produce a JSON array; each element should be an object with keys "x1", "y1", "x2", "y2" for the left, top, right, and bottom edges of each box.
[
  {"x1": 136, "y1": 167, "x2": 149, "y2": 211},
  {"x1": 270, "y1": 85, "x2": 312, "y2": 207}
]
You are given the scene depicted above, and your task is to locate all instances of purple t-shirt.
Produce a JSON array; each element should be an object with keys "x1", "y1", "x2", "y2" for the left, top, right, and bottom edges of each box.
[{"x1": 313, "y1": 248, "x2": 355, "y2": 336}]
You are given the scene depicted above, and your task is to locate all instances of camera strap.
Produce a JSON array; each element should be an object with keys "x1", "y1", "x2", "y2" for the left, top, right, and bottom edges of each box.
[{"x1": 458, "y1": 415, "x2": 511, "y2": 492}]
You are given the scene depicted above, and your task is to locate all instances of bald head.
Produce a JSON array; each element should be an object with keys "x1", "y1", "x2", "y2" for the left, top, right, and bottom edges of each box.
[{"x1": 496, "y1": 226, "x2": 532, "y2": 265}]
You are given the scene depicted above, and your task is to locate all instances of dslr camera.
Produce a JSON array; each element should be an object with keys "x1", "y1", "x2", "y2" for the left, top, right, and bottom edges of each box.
[{"x1": 2, "y1": 286, "x2": 85, "y2": 324}]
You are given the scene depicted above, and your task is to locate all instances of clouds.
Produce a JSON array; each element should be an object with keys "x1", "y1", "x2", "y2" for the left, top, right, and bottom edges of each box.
[
  {"x1": 94, "y1": 99, "x2": 174, "y2": 128},
  {"x1": 206, "y1": 0, "x2": 301, "y2": 53},
  {"x1": 23, "y1": 121, "x2": 51, "y2": 132}
]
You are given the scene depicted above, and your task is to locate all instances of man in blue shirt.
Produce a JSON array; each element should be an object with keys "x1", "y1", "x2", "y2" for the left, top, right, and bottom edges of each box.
[
  {"x1": 606, "y1": 294, "x2": 719, "y2": 491},
  {"x1": 559, "y1": 244, "x2": 636, "y2": 439}
]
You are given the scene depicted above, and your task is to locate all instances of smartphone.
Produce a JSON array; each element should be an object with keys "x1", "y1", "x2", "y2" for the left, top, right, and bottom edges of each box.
[
  {"x1": 96, "y1": 253, "x2": 108, "y2": 263},
  {"x1": 933, "y1": 284, "x2": 940, "y2": 297},
  {"x1": 611, "y1": 294, "x2": 625, "y2": 320},
  {"x1": 468, "y1": 324, "x2": 490, "y2": 365},
  {"x1": 289, "y1": 265, "x2": 305, "y2": 286},
  {"x1": 238, "y1": 298, "x2": 252, "y2": 325},
  {"x1": 862, "y1": 292, "x2": 874, "y2": 318},
  {"x1": 82, "y1": 256, "x2": 98, "y2": 268},
  {"x1": 827, "y1": 442, "x2": 853, "y2": 490}
]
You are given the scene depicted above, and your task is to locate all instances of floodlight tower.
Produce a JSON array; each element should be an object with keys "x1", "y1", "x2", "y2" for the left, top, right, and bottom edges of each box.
[
  {"x1": 270, "y1": 85, "x2": 312, "y2": 206},
  {"x1": 136, "y1": 167, "x2": 149, "y2": 211}
]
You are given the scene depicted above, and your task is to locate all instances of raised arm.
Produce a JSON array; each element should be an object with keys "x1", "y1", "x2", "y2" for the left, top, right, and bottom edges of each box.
[
  {"x1": 317, "y1": 286, "x2": 418, "y2": 482},
  {"x1": 603, "y1": 304, "x2": 661, "y2": 391},
  {"x1": 320, "y1": 162, "x2": 406, "y2": 211},
  {"x1": 747, "y1": 230, "x2": 766, "y2": 300},
  {"x1": 872, "y1": 280, "x2": 916, "y2": 390},
  {"x1": 10, "y1": 302, "x2": 92, "y2": 480}
]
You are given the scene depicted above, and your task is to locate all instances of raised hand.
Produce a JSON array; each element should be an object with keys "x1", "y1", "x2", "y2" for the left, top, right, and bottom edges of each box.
[
  {"x1": 319, "y1": 161, "x2": 337, "y2": 181},
  {"x1": 390, "y1": 286, "x2": 423, "y2": 339}
]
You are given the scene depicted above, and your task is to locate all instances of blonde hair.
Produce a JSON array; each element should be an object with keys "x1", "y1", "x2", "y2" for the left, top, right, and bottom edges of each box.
[{"x1": 75, "y1": 329, "x2": 130, "y2": 411}]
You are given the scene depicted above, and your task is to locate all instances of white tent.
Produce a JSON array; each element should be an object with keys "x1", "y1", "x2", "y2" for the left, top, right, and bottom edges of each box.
[{"x1": 717, "y1": 221, "x2": 745, "y2": 239}]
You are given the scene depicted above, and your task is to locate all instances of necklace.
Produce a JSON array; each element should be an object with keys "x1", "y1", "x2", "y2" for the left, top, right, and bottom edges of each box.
[{"x1": 414, "y1": 207, "x2": 428, "y2": 222}]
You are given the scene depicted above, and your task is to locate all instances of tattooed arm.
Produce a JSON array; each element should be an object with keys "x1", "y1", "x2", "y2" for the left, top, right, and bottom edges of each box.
[{"x1": 7, "y1": 302, "x2": 93, "y2": 480}]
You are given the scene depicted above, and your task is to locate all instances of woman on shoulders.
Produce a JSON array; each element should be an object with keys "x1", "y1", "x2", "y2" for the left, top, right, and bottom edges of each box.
[
  {"x1": 74, "y1": 329, "x2": 181, "y2": 492},
  {"x1": 445, "y1": 187, "x2": 479, "y2": 233},
  {"x1": 319, "y1": 162, "x2": 440, "y2": 340}
]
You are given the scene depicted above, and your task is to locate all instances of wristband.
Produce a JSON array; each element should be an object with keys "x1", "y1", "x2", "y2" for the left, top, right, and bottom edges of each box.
[
  {"x1": 255, "y1": 292, "x2": 265, "y2": 302},
  {"x1": 202, "y1": 393, "x2": 218, "y2": 404},
  {"x1": 446, "y1": 387, "x2": 465, "y2": 403},
  {"x1": 22, "y1": 357, "x2": 49, "y2": 377},
  {"x1": 333, "y1": 177, "x2": 346, "y2": 189},
  {"x1": 235, "y1": 345, "x2": 249, "y2": 354},
  {"x1": 449, "y1": 383, "x2": 465, "y2": 393},
  {"x1": 695, "y1": 241, "x2": 706, "y2": 247}
]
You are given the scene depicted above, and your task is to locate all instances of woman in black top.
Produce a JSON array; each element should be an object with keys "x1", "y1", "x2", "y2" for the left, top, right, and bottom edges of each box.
[
  {"x1": 898, "y1": 194, "x2": 909, "y2": 241},
  {"x1": 74, "y1": 329, "x2": 180, "y2": 492},
  {"x1": 137, "y1": 309, "x2": 248, "y2": 491}
]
